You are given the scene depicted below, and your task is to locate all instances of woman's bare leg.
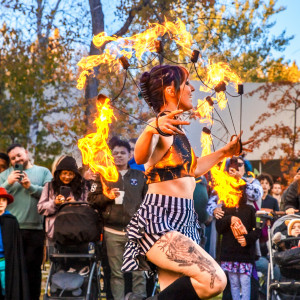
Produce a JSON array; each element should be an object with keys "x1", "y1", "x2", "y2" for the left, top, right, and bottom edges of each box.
[{"x1": 146, "y1": 231, "x2": 227, "y2": 299}]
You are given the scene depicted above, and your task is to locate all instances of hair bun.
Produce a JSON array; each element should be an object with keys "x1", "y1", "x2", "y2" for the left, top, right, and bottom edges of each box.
[
  {"x1": 140, "y1": 72, "x2": 151, "y2": 106},
  {"x1": 140, "y1": 72, "x2": 151, "y2": 84}
]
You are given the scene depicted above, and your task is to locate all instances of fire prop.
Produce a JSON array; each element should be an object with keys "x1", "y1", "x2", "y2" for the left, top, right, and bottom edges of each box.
[
  {"x1": 78, "y1": 96, "x2": 118, "y2": 182},
  {"x1": 76, "y1": 17, "x2": 247, "y2": 206},
  {"x1": 77, "y1": 18, "x2": 193, "y2": 90},
  {"x1": 195, "y1": 61, "x2": 242, "y2": 124},
  {"x1": 196, "y1": 64, "x2": 246, "y2": 207}
]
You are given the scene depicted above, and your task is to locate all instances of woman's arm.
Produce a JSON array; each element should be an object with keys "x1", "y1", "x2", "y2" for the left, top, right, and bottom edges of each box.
[
  {"x1": 135, "y1": 111, "x2": 190, "y2": 164},
  {"x1": 194, "y1": 133, "x2": 253, "y2": 177},
  {"x1": 37, "y1": 182, "x2": 57, "y2": 216}
]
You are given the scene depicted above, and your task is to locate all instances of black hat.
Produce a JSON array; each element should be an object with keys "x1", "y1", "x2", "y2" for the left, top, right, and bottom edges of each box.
[{"x1": 54, "y1": 156, "x2": 80, "y2": 176}]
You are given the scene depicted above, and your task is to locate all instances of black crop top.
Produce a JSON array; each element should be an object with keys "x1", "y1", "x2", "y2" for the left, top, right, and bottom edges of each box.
[{"x1": 145, "y1": 134, "x2": 197, "y2": 184}]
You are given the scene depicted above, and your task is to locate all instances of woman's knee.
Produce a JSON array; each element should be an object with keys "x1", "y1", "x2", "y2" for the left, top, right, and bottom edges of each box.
[{"x1": 193, "y1": 269, "x2": 227, "y2": 299}]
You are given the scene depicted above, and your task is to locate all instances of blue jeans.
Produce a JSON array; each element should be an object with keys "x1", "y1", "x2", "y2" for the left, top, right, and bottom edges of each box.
[
  {"x1": 104, "y1": 231, "x2": 146, "y2": 300},
  {"x1": 228, "y1": 272, "x2": 251, "y2": 300}
]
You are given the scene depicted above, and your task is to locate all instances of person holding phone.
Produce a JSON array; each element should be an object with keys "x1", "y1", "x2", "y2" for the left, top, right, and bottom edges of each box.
[
  {"x1": 0, "y1": 144, "x2": 52, "y2": 300},
  {"x1": 38, "y1": 156, "x2": 89, "y2": 255}
]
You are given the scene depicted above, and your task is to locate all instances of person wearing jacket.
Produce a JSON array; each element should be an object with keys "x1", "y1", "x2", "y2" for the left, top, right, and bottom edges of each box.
[
  {"x1": 216, "y1": 187, "x2": 261, "y2": 300},
  {"x1": 88, "y1": 139, "x2": 147, "y2": 300},
  {"x1": 284, "y1": 167, "x2": 300, "y2": 215},
  {"x1": 37, "y1": 156, "x2": 88, "y2": 255}
]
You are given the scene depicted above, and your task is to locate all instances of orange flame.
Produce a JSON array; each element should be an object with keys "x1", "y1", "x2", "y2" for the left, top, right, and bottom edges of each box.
[
  {"x1": 76, "y1": 18, "x2": 193, "y2": 89},
  {"x1": 78, "y1": 97, "x2": 118, "y2": 182},
  {"x1": 195, "y1": 61, "x2": 242, "y2": 123},
  {"x1": 211, "y1": 161, "x2": 246, "y2": 207},
  {"x1": 197, "y1": 62, "x2": 244, "y2": 207},
  {"x1": 201, "y1": 131, "x2": 212, "y2": 157}
]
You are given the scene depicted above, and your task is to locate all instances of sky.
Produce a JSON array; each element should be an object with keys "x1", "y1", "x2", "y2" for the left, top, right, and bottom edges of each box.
[{"x1": 268, "y1": 0, "x2": 300, "y2": 65}]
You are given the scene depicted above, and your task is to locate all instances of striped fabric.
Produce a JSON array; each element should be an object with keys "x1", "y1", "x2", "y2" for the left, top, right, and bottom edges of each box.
[{"x1": 122, "y1": 193, "x2": 201, "y2": 272}]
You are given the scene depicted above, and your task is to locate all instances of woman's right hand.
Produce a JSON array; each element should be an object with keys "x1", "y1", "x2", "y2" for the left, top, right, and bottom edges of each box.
[
  {"x1": 55, "y1": 194, "x2": 65, "y2": 206},
  {"x1": 286, "y1": 207, "x2": 299, "y2": 215},
  {"x1": 213, "y1": 207, "x2": 225, "y2": 219},
  {"x1": 231, "y1": 216, "x2": 241, "y2": 225},
  {"x1": 151, "y1": 110, "x2": 190, "y2": 136}
]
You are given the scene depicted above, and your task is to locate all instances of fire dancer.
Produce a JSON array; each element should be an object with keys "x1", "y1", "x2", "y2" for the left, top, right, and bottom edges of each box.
[{"x1": 122, "y1": 65, "x2": 253, "y2": 300}]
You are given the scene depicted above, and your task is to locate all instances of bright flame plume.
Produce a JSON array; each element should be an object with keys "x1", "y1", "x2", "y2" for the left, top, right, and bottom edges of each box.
[
  {"x1": 197, "y1": 62, "x2": 244, "y2": 207},
  {"x1": 76, "y1": 18, "x2": 193, "y2": 89},
  {"x1": 210, "y1": 160, "x2": 246, "y2": 208},
  {"x1": 195, "y1": 61, "x2": 242, "y2": 122},
  {"x1": 78, "y1": 97, "x2": 118, "y2": 182}
]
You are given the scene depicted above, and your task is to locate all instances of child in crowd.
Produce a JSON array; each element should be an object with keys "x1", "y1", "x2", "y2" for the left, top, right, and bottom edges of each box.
[
  {"x1": 0, "y1": 187, "x2": 29, "y2": 300},
  {"x1": 216, "y1": 171, "x2": 261, "y2": 300}
]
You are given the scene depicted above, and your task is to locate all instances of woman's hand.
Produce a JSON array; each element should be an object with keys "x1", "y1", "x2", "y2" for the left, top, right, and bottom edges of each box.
[
  {"x1": 55, "y1": 194, "x2": 65, "y2": 206},
  {"x1": 286, "y1": 207, "x2": 299, "y2": 215},
  {"x1": 213, "y1": 207, "x2": 225, "y2": 219},
  {"x1": 223, "y1": 132, "x2": 253, "y2": 157},
  {"x1": 153, "y1": 110, "x2": 190, "y2": 136},
  {"x1": 231, "y1": 216, "x2": 241, "y2": 225},
  {"x1": 236, "y1": 235, "x2": 247, "y2": 247}
]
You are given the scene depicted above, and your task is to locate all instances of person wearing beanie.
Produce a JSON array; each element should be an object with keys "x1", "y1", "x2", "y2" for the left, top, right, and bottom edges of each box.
[
  {"x1": 0, "y1": 154, "x2": 9, "y2": 174},
  {"x1": 38, "y1": 156, "x2": 89, "y2": 255},
  {"x1": 0, "y1": 144, "x2": 52, "y2": 300},
  {"x1": 0, "y1": 187, "x2": 30, "y2": 299}
]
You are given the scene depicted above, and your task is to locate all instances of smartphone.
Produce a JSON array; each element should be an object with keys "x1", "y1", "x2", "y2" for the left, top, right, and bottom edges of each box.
[
  {"x1": 60, "y1": 186, "x2": 71, "y2": 199},
  {"x1": 14, "y1": 163, "x2": 24, "y2": 181}
]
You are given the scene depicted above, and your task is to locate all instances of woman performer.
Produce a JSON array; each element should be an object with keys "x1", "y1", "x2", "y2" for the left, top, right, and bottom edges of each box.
[{"x1": 122, "y1": 65, "x2": 252, "y2": 300}]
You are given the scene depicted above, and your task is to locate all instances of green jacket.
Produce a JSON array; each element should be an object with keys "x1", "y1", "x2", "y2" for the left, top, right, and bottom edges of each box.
[{"x1": 0, "y1": 165, "x2": 52, "y2": 230}]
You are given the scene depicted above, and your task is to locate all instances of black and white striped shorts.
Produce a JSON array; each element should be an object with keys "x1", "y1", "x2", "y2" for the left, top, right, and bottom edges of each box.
[{"x1": 121, "y1": 193, "x2": 201, "y2": 272}]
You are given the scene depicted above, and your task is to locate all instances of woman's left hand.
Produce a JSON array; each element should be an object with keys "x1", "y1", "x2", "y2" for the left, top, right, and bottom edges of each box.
[
  {"x1": 236, "y1": 235, "x2": 247, "y2": 247},
  {"x1": 223, "y1": 132, "x2": 254, "y2": 157},
  {"x1": 66, "y1": 196, "x2": 76, "y2": 202}
]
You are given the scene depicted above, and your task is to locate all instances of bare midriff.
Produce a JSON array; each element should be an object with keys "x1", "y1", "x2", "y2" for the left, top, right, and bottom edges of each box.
[{"x1": 147, "y1": 176, "x2": 196, "y2": 199}]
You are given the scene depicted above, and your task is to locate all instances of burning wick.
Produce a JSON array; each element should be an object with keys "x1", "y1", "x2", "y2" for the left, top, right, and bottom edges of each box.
[
  {"x1": 238, "y1": 84, "x2": 244, "y2": 95},
  {"x1": 214, "y1": 81, "x2": 226, "y2": 93},
  {"x1": 119, "y1": 56, "x2": 130, "y2": 70},
  {"x1": 191, "y1": 50, "x2": 200, "y2": 63},
  {"x1": 206, "y1": 96, "x2": 214, "y2": 107},
  {"x1": 202, "y1": 127, "x2": 211, "y2": 135},
  {"x1": 155, "y1": 40, "x2": 163, "y2": 54}
]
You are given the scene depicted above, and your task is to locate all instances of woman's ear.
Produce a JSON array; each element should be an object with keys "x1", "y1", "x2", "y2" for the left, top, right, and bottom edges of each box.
[{"x1": 165, "y1": 86, "x2": 176, "y2": 97}]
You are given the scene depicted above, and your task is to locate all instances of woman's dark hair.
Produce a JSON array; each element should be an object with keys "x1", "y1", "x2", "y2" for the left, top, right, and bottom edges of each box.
[
  {"x1": 140, "y1": 65, "x2": 187, "y2": 113},
  {"x1": 52, "y1": 171, "x2": 84, "y2": 201}
]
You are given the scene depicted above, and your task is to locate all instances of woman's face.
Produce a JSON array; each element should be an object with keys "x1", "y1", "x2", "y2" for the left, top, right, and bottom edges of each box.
[
  {"x1": 177, "y1": 73, "x2": 195, "y2": 111},
  {"x1": 59, "y1": 170, "x2": 75, "y2": 185}
]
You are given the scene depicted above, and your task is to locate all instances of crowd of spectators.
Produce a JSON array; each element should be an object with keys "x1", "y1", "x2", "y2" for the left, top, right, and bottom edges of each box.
[{"x1": 0, "y1": 141, "x2": 299, "y2": 300}]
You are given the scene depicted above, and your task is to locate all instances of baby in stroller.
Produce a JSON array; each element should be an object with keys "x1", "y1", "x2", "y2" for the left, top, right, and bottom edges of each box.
[
  {"x1": 43, "y1": 202, "x2": 103, "y2": 300},
  {"x1": 268, "y1": 214, "x2": 300, "y2": 299}
]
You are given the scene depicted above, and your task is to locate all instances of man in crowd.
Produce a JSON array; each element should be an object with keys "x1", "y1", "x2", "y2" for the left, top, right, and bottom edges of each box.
[
  {"x1": 88, "y1": 139, "x2": 147, "y2": 300},
  {"x1": 0, "y1": 144, "x2": 52, "y2": 300},
  {"x1": 271, "y1": 182, "x2": 283, "y2": 210}
]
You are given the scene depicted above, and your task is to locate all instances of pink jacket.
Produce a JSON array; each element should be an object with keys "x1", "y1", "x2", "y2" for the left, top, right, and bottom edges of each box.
[{"x1": 37, "y1": 182, "x2": 88, "y2": 239}]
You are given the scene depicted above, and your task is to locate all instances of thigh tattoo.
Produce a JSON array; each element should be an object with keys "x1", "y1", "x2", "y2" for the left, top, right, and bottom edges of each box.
[{"x1": 156, "y1": 233, "x2": 220, "y2": 288}]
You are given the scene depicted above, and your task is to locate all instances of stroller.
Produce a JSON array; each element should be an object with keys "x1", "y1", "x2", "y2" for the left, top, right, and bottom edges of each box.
[
  {"x1": 257, "y1": 211, "x2": 300, "y2": 300},
  {"x1": 43, "y1": 202, "x2": 104, "y2": 300}
]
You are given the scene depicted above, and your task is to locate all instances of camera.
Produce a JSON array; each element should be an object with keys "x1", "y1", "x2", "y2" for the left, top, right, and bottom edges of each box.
[{"x1": 14, "y1": 163, "x2": 24, "y2": 182}]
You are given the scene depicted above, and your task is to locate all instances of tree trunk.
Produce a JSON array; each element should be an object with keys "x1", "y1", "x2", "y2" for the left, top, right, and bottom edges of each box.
[{"x1": 85, "y1": 0, "x2": 105, "y2": 132}]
